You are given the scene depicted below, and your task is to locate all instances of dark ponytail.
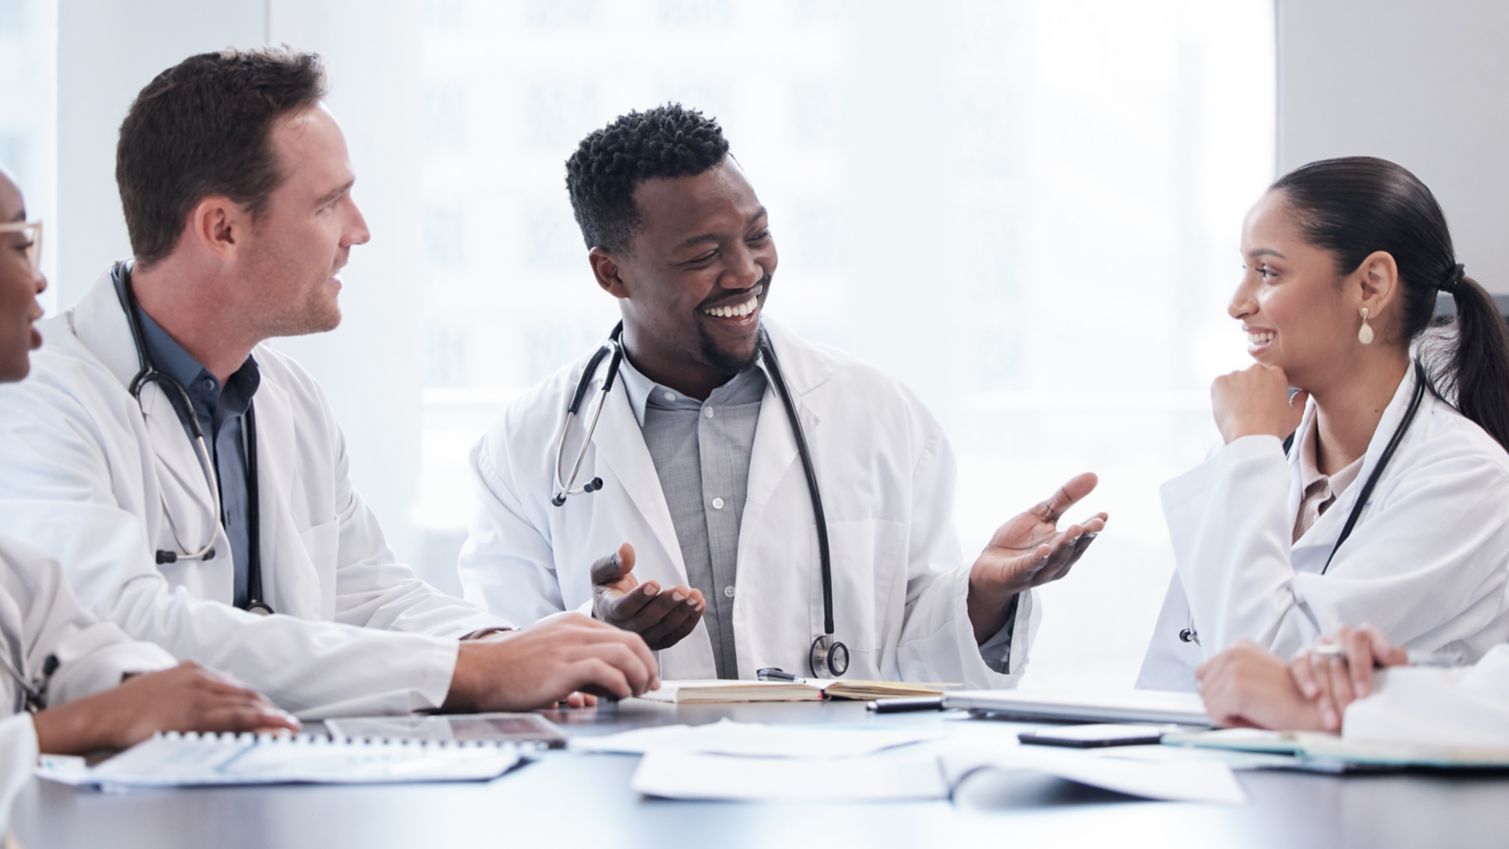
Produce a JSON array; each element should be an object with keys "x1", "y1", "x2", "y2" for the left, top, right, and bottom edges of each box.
[{"x1": 1272, "y1": 156, "x2": 1509, "y2": 452}]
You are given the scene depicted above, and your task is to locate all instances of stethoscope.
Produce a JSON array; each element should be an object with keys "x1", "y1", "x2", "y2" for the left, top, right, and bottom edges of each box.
[
  {"x1": 111, "y1": 262, "x2": 273, "y2": 615},
  {"x1": 553, "y1": 322, "x2": 849, "y2": 678},
  {"x1": 0, "y1": 648, "x2": 52, "y2": 713},
  {"x1": 1179, "y1": 360, "x2": 1428, "y2": 646}
]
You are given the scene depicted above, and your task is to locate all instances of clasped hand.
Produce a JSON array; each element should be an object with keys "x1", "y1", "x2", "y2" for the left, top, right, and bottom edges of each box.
[{"x1": 1211, "y1": 363, "x2": 1309, "y2": 444}]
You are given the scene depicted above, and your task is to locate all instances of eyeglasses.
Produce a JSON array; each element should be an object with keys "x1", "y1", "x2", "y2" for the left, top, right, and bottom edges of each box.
[{"x1": 0, "y1": 220, "x2": 44, "y2": 277}]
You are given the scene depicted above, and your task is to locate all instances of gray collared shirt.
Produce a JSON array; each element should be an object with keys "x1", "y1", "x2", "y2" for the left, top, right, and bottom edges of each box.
[
  {"x1": 618, "y1": 354, "x2": 768, "y2": 679},
  {"x1": 134, "y1": 308, "x2": 260, "y2": 608}
]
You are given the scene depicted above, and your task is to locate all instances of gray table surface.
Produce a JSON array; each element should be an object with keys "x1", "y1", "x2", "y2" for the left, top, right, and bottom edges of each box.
[{"x1": 10, "y1": 699, "x2": 1507, "y2": 849}]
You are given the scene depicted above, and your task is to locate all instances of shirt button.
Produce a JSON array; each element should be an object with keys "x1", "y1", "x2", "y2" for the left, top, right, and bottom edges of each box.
[
  {"x1": 663, "y1": 391, "x2": 677, "y2": 402},
  {"x1": 703, "y1": 407, "x2": 715, "y2": 419},
  {"x1": 723, "y1": 585, "x2": 736, "y2": 599},
  {"x1": 712, "y1": 496, "x2": 725, "y2": 510}
]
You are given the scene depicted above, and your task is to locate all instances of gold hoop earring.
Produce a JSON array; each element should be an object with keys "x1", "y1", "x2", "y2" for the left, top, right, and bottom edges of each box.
[{"x1": 1358, "y1": 306, "x2": 1374, "y2": 345}]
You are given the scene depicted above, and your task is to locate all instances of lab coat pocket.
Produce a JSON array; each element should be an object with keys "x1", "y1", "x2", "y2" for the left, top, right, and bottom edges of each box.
[
  {"x1": 297, "y1": 518, "x2": 340, "y2": 618},
  {"x1": 822, "y1": 519, "x2": 906, "y2": 665}
]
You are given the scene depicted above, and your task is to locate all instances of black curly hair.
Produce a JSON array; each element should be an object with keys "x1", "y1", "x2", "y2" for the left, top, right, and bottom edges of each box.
[{"x1": 565, "y1": 103, "x2": 730, "y2": 253}]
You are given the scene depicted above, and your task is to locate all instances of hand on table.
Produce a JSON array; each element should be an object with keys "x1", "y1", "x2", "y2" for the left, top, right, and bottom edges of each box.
[
  {"x1": 1287, "y1": 625, "x2": 1407, "y2": 731},
  {"x1": 444, "y1": 610, "x2": 659, "y2": 712},
  {"x1": 1196, "y1": 641, "x2": 1326, "y2": 732},
  {"x1": 32, "y1": 661, "x2": 299, "y2": 755}
]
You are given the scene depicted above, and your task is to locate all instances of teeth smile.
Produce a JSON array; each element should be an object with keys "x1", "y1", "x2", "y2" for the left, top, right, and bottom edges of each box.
[
  {"x1": 703, "y1": 296, "x2": 759, "y2": 319},
  {"x1": 1248, "y1": 331, "x2": 1275, "y2": 346}
]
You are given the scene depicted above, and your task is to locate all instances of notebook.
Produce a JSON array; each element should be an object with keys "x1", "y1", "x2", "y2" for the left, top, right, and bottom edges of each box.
[
  {"x1": 324, "y1": 712, "x2": 567, "y2": 748},
  {"x1": 1161, "y1": 728, "x2": 1509, "y2": 771},
  {"x1": 639, "y1": 679, "x2": 952, "y2": 704},
  {"x1": 38, "y1": 731, "x2": 530, "y2": 788}
]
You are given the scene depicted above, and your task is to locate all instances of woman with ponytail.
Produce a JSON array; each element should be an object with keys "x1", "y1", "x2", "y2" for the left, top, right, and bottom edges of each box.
[{"x1": 1140, "y1": 156, "x2": 1509, "y2": 691}]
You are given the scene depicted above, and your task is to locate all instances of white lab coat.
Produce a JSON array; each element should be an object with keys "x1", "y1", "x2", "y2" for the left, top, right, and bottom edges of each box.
[
  {"x1": 1140, "y1": 366, "x2": 1509, "y2": 690},
  {"x1": 1, "y1": 535, "x2": 175, "y2": 834},
  {"x1": 0, "y1": 715, "x2": 34, "y2": 840},
  {"x1": 1343, "y1": 645, "x2": 1509, "y2": 747},
  {"x1": 458, "y1": 320, "x2": 1034, "y2": 687},
  {"x1": 1, "y1": 536, "x2": 174, "y2": 714},
  {"x1": 0, "y1": 271, "x2": 507, "y2": 717}
]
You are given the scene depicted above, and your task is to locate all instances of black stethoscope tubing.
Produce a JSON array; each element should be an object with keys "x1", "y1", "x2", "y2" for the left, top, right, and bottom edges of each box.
[
  {"x1": 112, "y1": 262, "x2": 272, "y2": 615},
  {"x1": 1179, "y1": 360, "x2": 1429, "y2": 645},
  {"x1": 555, "y1": 322, "x2": 846, "y2": 676}
]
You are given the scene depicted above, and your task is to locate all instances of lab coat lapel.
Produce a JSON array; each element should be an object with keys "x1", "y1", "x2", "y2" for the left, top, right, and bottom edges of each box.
[
  {"x1": 742, "y1": 321, "x2": 831, "y2": 513},
  {"x1": 588, "y1": 371, "x2": 691, "y2": 585},
  {"x1": 245, "y1": 373, "x2": 322, "y2": 619},
  {"x1": 1292, "y1": 366, "x2": 1421, "y2": 558},
  {"x1": 69, "y1": 274, "x2": 226, "y2": 577}
]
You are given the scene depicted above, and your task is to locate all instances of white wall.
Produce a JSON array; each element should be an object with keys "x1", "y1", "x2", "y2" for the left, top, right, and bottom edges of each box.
[
  {"x1": 1277, "y1": 0, "x2": 1509, "y2": 293},
  {"x1": 56, "y1": 0, "x2": 266, "y2": 306}
]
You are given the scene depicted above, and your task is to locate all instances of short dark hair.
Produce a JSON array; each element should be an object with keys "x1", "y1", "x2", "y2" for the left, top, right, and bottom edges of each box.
[
  {"x1": 116, "y1": 47, "x2": 327, "y2": 266},
  {"x1": 564, "y1": 103, "x2": 730, "y2": 253}
]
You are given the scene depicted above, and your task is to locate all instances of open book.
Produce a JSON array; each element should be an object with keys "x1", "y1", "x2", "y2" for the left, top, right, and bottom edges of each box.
[
  {"x1": 640, "y1": 678, "x2": 952, "y2": 704},
  {"x1": 37, "y1": 731, "x2": 530, "y2": 788}
]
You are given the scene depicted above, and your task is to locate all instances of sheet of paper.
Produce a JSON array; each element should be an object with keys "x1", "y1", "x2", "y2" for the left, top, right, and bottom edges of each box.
[
  {"x1": 571, "y1": 719, "x2": 944, "y2": 758},
  {"x1": 942, "y1": 744, "x2": 1247, "y2": 804},
  {"x1": 631, "y1": 749, "x2": 948, "y2": 801}
]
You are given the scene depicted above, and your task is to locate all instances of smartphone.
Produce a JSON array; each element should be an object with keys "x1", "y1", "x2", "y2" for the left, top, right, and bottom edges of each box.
[{"x1": 1017, "y1": 723, "x2": 1169, "y2": 749}]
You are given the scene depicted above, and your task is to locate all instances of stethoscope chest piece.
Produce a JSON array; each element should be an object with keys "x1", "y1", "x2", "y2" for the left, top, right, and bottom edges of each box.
[{"x1": 809, "y1": 634, "x2": 849, "y2": 678}]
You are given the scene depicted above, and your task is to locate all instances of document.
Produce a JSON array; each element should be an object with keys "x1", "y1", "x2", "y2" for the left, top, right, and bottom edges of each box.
[
  {"x1": 629, "y1": 739, "x2": 1247, "y2": 803},
  {"x1": 571, "y1": 719, "x2": 944, "y2": 758},
  {"x1": 38, "y1": 731, "x2": 529, "y2": 789}
]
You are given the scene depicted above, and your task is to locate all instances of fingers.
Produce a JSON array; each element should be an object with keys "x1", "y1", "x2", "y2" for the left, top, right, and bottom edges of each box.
[
  {"x1": 1359, "y1": 624, "x2": 1408, "y2": 667},
  {"x1": 638, "y1": 593, "x2": 705, "y2": 649},
  {"x1": 200, "y1": 701, "x2": 301, "y2": 735},
  {"x1": 1289, "y1": 650, "x2": 1321, "y2": 701},
  {"x1": 1030, "y1": 472, "x2": 1098, "y2": 522},
  {"x1": 589, "y1": 543, "x2": 637, "y2": 586},
  {"x1": 569, "y1": 657, "x2": 633, "y2": 700},
  {"x1": 1341, "y1": 626, "x2": 1375, "y2": 699},
  {"x1": 614, "y1": 585, "x2": 702, "y2": 636},
  {"x1": 603, "y1": 580, "x2": 664, "y2": 623},
  {"x1": 584, "y1": 641, "x2": 655, "y2": 695}
]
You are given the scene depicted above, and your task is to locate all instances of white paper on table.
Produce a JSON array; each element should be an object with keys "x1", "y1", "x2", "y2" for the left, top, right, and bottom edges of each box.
[
  {"x1": 571, "y1": 719, "x2": 943, "y2": 758},
  {"x1": 631, "y1": 749, "x2": 948, "y2": 801},
  {"x1": 940, "y1": 744, "x2": 1247, "y2": 804}
]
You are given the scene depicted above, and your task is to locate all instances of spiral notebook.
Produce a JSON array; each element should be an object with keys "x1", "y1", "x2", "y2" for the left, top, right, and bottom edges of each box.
[{"x1": 38, "y1": 731, "x2": 530, "y2": 788}]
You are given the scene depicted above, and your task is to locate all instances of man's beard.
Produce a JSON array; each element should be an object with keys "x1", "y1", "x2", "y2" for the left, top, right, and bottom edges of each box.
[{"x1": 697, "y1": 320, "x2": 762, "y2": 375}]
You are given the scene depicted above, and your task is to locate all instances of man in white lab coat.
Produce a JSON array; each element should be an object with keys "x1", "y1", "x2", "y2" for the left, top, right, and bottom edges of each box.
[
  {"x1": 458, "y1": 104, "x2": 1107, "y2": 686},
  {"x1": 2, "y1": 162, "x2": 298, "y2": 833},
  {"x1": 0, "y1": 48, "x2": 657, "y2": 718}
]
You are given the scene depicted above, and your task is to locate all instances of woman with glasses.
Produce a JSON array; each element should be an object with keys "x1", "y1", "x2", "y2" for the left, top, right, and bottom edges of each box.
[
  {"x1": 0, "y1": 167, "x2": 297, "y2": 835},
  {"x1": 1140, "y1": 156, "x2": 1509, "y2": 691}
]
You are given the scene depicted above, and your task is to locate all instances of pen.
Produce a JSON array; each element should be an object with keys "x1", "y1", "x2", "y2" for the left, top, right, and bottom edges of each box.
[
  {"x1": 1311, "y1": 643, "x2": 1465, "y2": 668},
  {"x1": 866, "y1": 697, "x2": 945, "y2": 714},
  {"x1": 756, "y1": 668, "x2": 801, "y2": 682}
]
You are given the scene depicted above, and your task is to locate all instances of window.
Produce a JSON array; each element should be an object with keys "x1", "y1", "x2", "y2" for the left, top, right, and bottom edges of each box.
[
  {"x1": 0, "y1": 0, "x2": 58, "y2": 309},
  {"x1": 273, "y1": 0, "x2": 1275, "y2": 688}
]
